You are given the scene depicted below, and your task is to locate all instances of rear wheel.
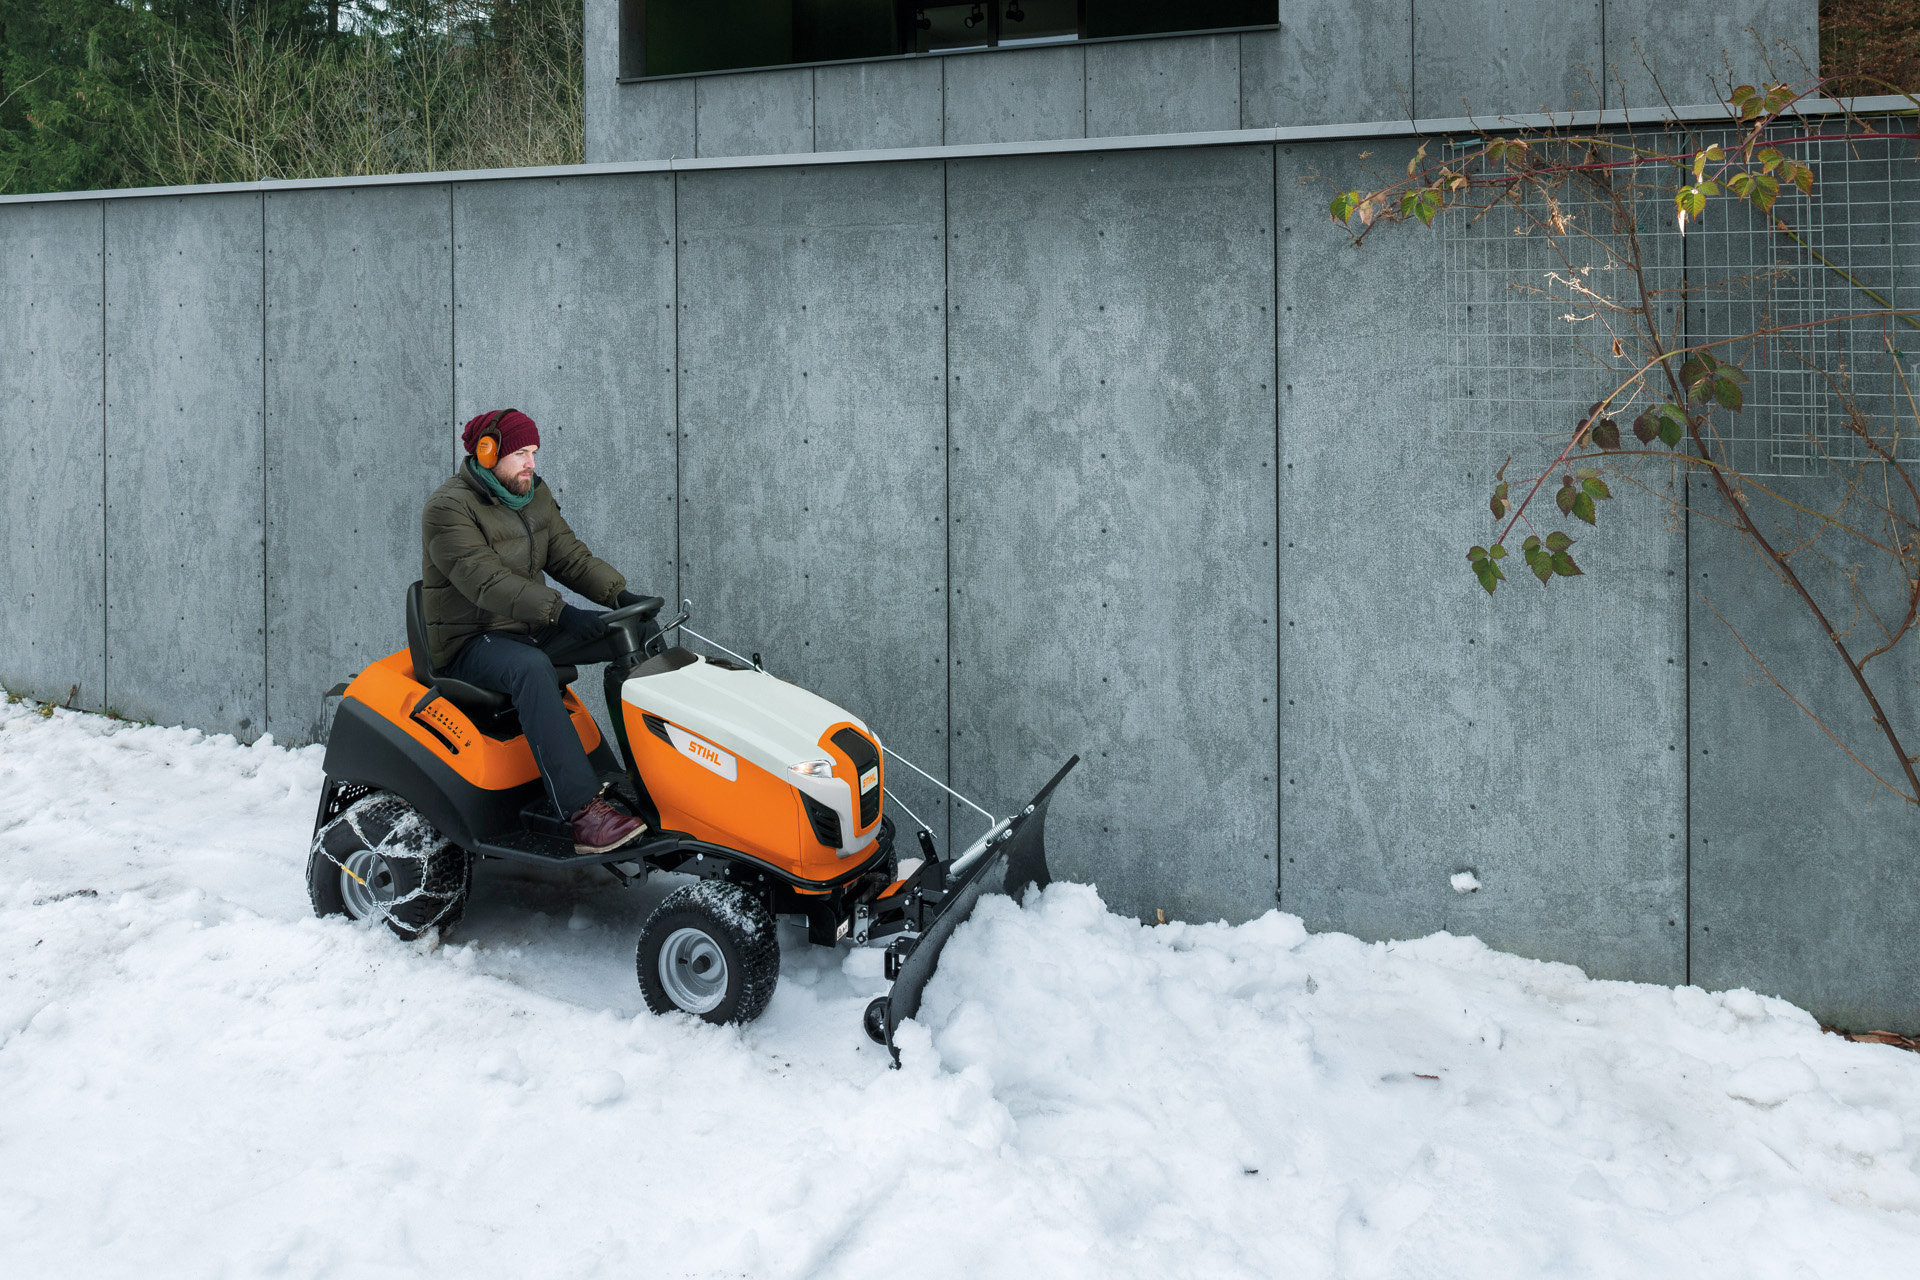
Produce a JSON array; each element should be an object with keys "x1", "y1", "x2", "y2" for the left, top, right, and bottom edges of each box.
[
  {"x1": 637, "y1": 882, "x2": 779, "y2": 1024},
  {"x1": 308, "y1": 793, "x2": 471, "y2": 941}
]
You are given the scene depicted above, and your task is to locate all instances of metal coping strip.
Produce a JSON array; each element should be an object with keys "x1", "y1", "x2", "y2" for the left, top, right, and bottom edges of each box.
[{"x1": 4, "y1": 94, "x2": 1914, "y2": 207}]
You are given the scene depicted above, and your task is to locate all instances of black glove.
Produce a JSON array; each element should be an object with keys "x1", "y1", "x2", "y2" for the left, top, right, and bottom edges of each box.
[
  {"x1": 615, "y1": 590, "x2": 648, "y2": 609},
  {"x1": 557, "y1": 604, "x2": 610, "y2": 642}
]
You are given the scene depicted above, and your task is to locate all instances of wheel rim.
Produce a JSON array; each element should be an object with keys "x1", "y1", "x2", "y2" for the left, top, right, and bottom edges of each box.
[
  {"x1": 658, "y1": 927, "x2": 729, "y2": 1014},
  {"x1": 340, "y1": 848, "x2": 397, "y2": 921}
]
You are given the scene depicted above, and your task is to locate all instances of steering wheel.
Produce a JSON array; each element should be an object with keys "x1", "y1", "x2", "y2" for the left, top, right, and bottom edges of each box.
[{"x1": 604, "y1": 595, "x2": 664, "y2": 624}]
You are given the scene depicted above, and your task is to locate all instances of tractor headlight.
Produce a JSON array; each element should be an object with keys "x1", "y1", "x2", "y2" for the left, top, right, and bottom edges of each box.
[{"x1": 790, "y1": 758, "x2": 836, "y2": 779}]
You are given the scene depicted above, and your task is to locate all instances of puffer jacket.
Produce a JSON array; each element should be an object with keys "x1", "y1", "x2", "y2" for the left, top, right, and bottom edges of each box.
[{"x1": 420, "y1": 462, "x2": 627, "y2": 668}]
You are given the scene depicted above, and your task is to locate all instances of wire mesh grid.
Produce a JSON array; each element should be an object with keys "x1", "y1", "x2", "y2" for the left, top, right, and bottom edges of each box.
[{"x1": 1444, "y1": 119, "x2": 1918, "y2": 479}]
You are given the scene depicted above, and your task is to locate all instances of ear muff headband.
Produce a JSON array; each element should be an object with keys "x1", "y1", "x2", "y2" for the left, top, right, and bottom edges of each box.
[{"x1": 473, "y1": 408, "x2": 515, "y2": 469}]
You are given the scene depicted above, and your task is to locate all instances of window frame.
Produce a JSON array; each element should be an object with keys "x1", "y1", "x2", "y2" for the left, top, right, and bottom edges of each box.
[{"x1": 617, "y1": 1, "x2": 1278, "y2": 84}]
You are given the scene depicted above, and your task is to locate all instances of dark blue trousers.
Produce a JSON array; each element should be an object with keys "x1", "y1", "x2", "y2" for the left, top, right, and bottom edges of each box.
[{"x1": 443, "y1": 628, "x2": 610, "y2": 817}]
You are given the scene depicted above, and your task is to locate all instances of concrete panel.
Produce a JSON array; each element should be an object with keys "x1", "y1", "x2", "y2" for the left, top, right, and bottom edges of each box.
[
  {"x1": 1687, "y1": 143, "x2": 1920, "y2": 1027},
  {"x1": 583, "y1": 0, "x2": 622, "y2": 163},
  {"x1": 1413, "y1": 0, "x2": 1603, "y2": 119},
  {"x1": 695, "y1": 68, "x2": 815, "y2": 158},
  {"x1": 1086, "y1": 34, "x2": 1240, "y2": 138},
  {"x1": 453, "y1": 173, "x2": 679, "y2": 754},
  {"x1": 675, "y1": 161, "x2": 953, "y2": 842},
  {"x1": 104, "y1": 193, "x2": 264, "y2": 736},
  {"x1": 597, "y1": 78, "x2": 698, "y2": 165},
  {"x1": 1240, "y1": 5, "x2": 1412, "y2": 128},
  {"x1": 264, "y1": 185, "x2": 451, "y2": 745},
  {"x1": 1276, "y1": 139, "x2": 1687, "y2": 982},
  {"x1": 814, "y1": 58, "x2": 944, "y2": 152},
  {"x1": 1605, "y1": 0, "x2": 1817, "y2": 110},
  {"x1": 946, "y1": 147, "x2": 1278, "y2": 924},
  {"x1": 0, "y1": 202, "x2": 104, "y2": 711},
  {"x1": 1688, "y1": 474, "x2": 1920, "y2": 1031},
  {"x1": 942, "y1": 45, "x2": 1086, "y2": 146}
]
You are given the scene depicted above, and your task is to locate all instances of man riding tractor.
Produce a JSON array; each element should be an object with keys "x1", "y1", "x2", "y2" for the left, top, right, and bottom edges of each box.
[{"x1": 421, "y1": 408, "x2": 653, "y2": 854}]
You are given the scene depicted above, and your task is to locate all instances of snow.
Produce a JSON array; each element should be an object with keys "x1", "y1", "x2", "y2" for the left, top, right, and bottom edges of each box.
[{"x1": 3, "y1": 695, "x2": 1919, "y2": 1278}]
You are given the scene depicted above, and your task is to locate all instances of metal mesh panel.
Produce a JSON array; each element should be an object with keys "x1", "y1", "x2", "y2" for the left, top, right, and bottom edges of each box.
[{"x1": 1445, "y1": 119, "x2": 1918, "y2": 479}]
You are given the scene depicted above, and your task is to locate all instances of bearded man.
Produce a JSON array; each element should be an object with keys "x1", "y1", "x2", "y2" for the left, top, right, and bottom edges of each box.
[{"x1": 420, "y1": 408, "x2": 648, "y2": 854}]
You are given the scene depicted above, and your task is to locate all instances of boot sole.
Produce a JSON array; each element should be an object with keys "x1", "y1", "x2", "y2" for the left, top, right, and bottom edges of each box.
[{"x1": 573, "y1": 824, "x2": 648, "y2": 856}]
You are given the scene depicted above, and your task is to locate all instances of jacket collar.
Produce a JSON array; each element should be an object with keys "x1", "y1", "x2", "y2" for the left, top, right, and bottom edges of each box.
[{"x1": 458, "y1": 460, "x2": 545, "y2": 506}]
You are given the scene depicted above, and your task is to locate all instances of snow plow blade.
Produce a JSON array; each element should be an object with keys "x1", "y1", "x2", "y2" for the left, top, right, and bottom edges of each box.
[{"x1": 866, "y1": 755, "x2": 1079, "y2": 1066}]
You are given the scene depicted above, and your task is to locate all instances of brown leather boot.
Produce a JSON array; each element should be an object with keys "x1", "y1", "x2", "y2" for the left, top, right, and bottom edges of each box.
[{"x1": 570, "y1": 797, "x2": 646, "y2": 854}]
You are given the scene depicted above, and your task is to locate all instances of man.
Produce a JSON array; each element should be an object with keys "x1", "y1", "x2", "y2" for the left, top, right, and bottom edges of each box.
[{"x1": 421, "y1": 408, "x2": 648, "y2": 854}]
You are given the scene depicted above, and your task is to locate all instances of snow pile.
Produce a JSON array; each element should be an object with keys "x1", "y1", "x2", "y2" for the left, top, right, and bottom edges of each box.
[{"x1": 3, "y1": 697, "x2": 1919, "y2": 1278}]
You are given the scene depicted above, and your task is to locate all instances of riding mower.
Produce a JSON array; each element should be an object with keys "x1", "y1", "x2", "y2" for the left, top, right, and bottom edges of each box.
[{"x1": 307, "y1": 586, "x2": 1077, "y2": 1063}]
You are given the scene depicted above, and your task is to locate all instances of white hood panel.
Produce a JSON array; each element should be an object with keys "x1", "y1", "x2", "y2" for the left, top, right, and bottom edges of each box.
[{"x1": 620, "y1": 656, "x2": 875, "y2": 782}]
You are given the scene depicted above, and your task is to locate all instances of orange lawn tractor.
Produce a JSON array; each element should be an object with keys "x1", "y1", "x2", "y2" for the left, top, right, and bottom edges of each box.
[{"x1": 307, "y1": 588, "x2": 1077, "y2": 1063}]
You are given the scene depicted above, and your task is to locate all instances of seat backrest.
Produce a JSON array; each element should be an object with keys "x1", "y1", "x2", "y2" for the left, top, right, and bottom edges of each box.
[{"x1": 405, "y1": 580, "x2": 436, "y2": 683}]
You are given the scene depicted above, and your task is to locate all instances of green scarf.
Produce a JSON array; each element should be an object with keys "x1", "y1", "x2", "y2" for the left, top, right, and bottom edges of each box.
[{"x1": 469, "y1": 457, "x2": 534, "y2": 511}]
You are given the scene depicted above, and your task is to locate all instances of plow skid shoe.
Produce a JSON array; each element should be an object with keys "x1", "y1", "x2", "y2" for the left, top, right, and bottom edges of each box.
[{"x1": 866, "y1": 756, "x2": 1078, "y2": 1066}]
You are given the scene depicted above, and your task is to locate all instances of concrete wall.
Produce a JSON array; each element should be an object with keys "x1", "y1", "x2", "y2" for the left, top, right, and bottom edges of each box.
[
  {"x1": 265, "y1": 185, "x2": 452, "y2": 745},
  {"x1": 1277, "y1": 140, "x2": 1688, "y2": 985},
  {"x1": 0, "y1": 201, "x2": 104, "y2": 713},
  {"x1": 9, "y1": 72, "x2": 1917, "y2": 1031},
  {"x1": 585, "y1": 0, "x2": 1817, "y2": 164},
  {"x1": 104, "y1": 194, "x2": 266, "y2": 737},
  {"x1": 946, "y1": 146, "x2": 1278, "y2": 923}
]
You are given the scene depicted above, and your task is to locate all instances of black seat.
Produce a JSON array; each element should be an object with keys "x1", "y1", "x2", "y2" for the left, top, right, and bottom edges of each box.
[{"x1": 405, "y1": 581, "x2": 576, "y2": 717}]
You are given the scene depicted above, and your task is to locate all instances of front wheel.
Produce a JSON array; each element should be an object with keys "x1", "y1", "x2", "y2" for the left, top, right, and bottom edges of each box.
[
  {"x1": 308, "y1": 792, "x2": 471, "y2": 941},
  {"x1": 637, "y1": 882, "x2": 779, "y2": 1024}
]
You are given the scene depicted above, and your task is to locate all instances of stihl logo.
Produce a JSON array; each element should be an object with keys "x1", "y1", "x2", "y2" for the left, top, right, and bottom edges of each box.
[
  {"x1": 664, "y1": 723, "x2": 737, "y2": 782},
  {"x1": 860, "y1": 768, "x2": 879, "y2": 793}
]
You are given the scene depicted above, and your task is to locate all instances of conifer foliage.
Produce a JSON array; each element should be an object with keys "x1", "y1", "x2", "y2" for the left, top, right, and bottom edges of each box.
[{"x1": 0, "y1": 1, "x2": 581, "y2": 194}]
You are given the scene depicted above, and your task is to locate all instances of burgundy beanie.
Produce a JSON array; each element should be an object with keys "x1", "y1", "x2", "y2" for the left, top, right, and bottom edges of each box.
[{"x1": 461, "y1": 409, "x2": 540, "y2": 461}]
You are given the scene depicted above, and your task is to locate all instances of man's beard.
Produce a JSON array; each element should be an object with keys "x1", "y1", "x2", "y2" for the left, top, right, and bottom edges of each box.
[{"x1": 505, "y1": 471, "x2": 533, "y2": 496}]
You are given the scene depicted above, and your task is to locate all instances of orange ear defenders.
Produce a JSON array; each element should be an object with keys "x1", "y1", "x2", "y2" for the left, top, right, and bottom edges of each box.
[{"x1": 473, "y1": 408, "x2": 516, "y2": 470}]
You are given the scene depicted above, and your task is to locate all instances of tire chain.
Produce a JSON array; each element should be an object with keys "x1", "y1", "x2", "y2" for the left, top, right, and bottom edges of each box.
[{"x1": 312, "y1": 796, "x2": 467, "y2": 935}]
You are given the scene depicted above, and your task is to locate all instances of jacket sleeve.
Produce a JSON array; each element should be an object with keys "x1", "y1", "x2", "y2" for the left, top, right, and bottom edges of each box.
[
  {"x1": 424, "y1": 495, "x2": 566, "y2": 627},
  {"x1": 543, "y1": 503, "x2": 628, "y2": 606}
]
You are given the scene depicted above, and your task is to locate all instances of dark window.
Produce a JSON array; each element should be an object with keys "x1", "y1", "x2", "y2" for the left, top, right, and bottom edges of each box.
[{"x1": 621, "y1": 1, "x2": 1276, "y2": 80}]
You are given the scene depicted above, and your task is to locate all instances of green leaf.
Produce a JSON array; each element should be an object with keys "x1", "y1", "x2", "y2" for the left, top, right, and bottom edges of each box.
[
  {"x1": 1750, "y1": 173, "x2": 1779, "y2": 212},
  {"x1": 1473, "y1": 558, "x2": 1505, "y2": 594},
  {"x1": 1633, "y1": 408, "x2": 1660, "y2": 444},
  {"x1": 1522, "y1": 535, "x2": 1542, "y2": 554},
  {"x1": 1529, "y1": 549, "x2": 1554, "y2": 584},
  {"x1": 1582, "y1": 476, "x2": 1612, "y2": 500},
  {"x1": 1658, "y1": 413, "x2": 1684, "y2": 448},
  {"x1": 1488, "y1": 543, "x2": 1508, "y2": 560},
  {"x1": 1551, "y1": 551, "x2": 1583, "y2": 577},
  {"x1": 1468, "y1": 545, "x2": 1488, "y2": 563},
  {"x1": 1758, "y1": 146, "x2": 1783, "y2": 173},
  {"x1": 1592, "y1": 418, "x2": 1622, "y2": 450},
  {"x1": 1556, "y1": 482, "x2": 1577, "y2": 516},
  {"x1": 1330, "y1": 191, "x2": 1361, "y2": 223},
  {"x1": 1413, "y1": 191, "x2": 1440, "y2": 226},
  {"x1": 1407, "y1": 141, "x2": 1428, "y2": 177},
  {"x1": 1572, "y1": 492, "x2": 1597, "y2": 524},
  {"x1": 1713, "y1": 374, "x2": 1745, "y2": 412},
  {"x1": 1545, "y1": 530, "x2": 1574, "y2": 553}
]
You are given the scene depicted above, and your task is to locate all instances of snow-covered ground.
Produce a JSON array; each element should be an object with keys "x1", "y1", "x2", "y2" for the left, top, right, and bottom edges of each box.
[{"x1": 2, "y1": 697, "x2": 1918, "y2": 1279}]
